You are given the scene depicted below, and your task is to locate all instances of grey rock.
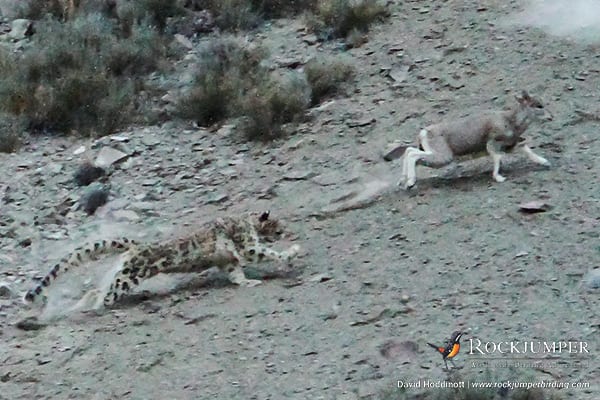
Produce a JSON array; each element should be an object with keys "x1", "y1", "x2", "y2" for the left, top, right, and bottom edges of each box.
[
  {"x1": 9, "y1": 19, "x2": 32, "y2": 40},
  {"x1": 95, "y1": 147, "x2": 128, "y2": 168},
  {"x1": 582, "y1": 269, "x2": 600, "y2": 290},
  {"x1": 73, "y1": 162, "x2": 105, "y2": 186},
  {"x1": 80, "y1": 184, "x2": 110, "y2": 215},
  {"x1": 0, "y1": 281, "x2": 15, "y2": 299}
]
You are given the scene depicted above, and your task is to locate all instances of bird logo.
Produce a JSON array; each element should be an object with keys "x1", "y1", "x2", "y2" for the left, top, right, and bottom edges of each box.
[{"x1": 427, "y1": 331, "x2": 464, "y2": 370}]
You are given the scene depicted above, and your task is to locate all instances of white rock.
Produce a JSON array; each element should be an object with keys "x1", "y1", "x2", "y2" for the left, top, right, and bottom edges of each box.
[{"x1": 73, "y1": 145, "x2": 86, "y2": 155}]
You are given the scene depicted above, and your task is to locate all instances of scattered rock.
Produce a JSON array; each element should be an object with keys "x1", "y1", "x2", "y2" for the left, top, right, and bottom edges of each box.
[
  {"x1": 514, "y1": 250, "x2": 529, "y2": 258},
  {"x1": 347, "y1": 118, "x2": 376, "y2": 128},
  {"x1": 73, "y1": 145, "x2": 86, "y2": 155},
  {"x1": 302, "y1": 34, "x2": 318, "y2": 45},
  {"x1": 9, "y1": 19, "x2": 33, "y2": 40},
  {"x1": 388, "y1": 65, "x2": 410, "y2": 83},
  {"x1": 582, "y1": 269, "x2": 600, "y2": 290},
  {"x1": 111, "y1": 209, "x2": 140, "y2": 222},
  {"x1": 80, "y1": 184, "x2": 110, "y2": 215},
  {"x1": 174, "y1": 33, "x2": 193, "y2": 49},
  {"x1": 308, "y1": 273, "x2": 332, "y2": 283},
  {"x1": 74, "y1": 162, "x2": 106, "y2": 186},
  {"x1": 95, "y1": 147, "x2": 128, "y2": 168},
  {"x1": 205, "y1": 193, "x2": 229, "y2": 204},
  {"x1": 283, "y1": 170, "x2": 316, "y2": 181},
  {"x1": 141, "y1": 135, "x2": 161, "y2": 147},
  {"x1": 274, "y1": 57, "x2": 303, "y2": 69},
  {"x1": 379, "y1": 339, "x2": 419, "y2": 362},
  {"x1": 15, "y1": 316, "x2": 46, "y2": 331},
  {"x1": 0, "y1": 281, "x2": 15, "y2": 298},
  {"x1": 518, "y1": 200, "x2": 552, "y2": 213}
]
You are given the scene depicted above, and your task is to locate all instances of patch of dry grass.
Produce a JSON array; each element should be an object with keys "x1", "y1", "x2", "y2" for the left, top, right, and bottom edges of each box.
[
  {"x1": 308, "y1": 0, "x2": 389, "y2": 40},
  {"x1": 304, "y1": 56, "x2": 355, "y2": 105},
  {"x1": 0, "y1": 13, "x2": 166, "y2": 137}
]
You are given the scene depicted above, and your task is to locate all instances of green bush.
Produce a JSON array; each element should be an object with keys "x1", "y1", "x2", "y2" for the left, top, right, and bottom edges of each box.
[
  {"x1": 0, "y1": 13, "x2": 165, "y2": 136},
  {"x1": 304, "y1": 56, "x2": 354, "y2": 105}
]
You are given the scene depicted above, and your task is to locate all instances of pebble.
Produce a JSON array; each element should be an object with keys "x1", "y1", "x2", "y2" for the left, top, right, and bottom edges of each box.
[
  {"x1": 0, "y1": 282, "x2": 15, "y2": 299},
  {"x1": 95, "y1": 147, "x2": 128, "y2": 168},
  {"x1": 582, "y1": 269, "x2": 600, "y2": 290}
]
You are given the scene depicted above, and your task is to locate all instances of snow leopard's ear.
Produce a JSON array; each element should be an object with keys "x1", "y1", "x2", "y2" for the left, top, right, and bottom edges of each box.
[{"x1": 259, "y1": 211, "x2": 270, "y2": 222}]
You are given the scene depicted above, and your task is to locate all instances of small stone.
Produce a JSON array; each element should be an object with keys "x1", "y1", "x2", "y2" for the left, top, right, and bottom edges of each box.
[
  {"x1": 73, "y1": 145, "x2": 86, "y2": 155},
  {"x1": 388, "y1": 65, "x2": 410, "y2": 83},
  {"x1": 73, "y1": 162, "x2": 105, "y2": 186},
  {"x1": 9, "y1": 19, "x2": 33, "y2": 40},
  {"x1": 95, "y1": 147, "x2": 128, "y2": 168},
  {"x1": 0, "y1": 282, "x2": 15, "y2": 299},
  {"x1": 111, "y1": 209, "x2": 140, "y2": 222},
  {"x1": 206, "y1": 193, "x2": 228, "y2": 204},
  {"x1": 347, "y1": 118, "x2": 376, "y2": 128},
  {"x1": 141, "y1": 135, "x2": 161, "y2": 147},
  {"x1": 519, "y1": 200, "x2": 552, "y2": 213},
  {"x1": 302, "y1": 34, "x2": 318, "y2": 45},
  {"x1": 109, "y1": 135, "x2": 129, "y2": 142},
  {"x1": 309, "y1": 274, "x2": 332, "y2": 283},
  {"x1": 80, "y1": 184, "x2": 110, "y2": 215},
  {"x1": 582, "y1": 269, "x2": 600, "y2": 290},
  {"x1": 174, "y1": 33, "x2": 193, "y2": 49},
  {"x1": 283, "y1": 170, "x2": 316, "y2": 181}
]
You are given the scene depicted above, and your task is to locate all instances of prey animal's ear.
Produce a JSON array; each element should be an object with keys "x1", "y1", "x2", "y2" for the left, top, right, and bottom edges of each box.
[{"x1": 259, "y1": 211, "x2": 270, "y2": 222}]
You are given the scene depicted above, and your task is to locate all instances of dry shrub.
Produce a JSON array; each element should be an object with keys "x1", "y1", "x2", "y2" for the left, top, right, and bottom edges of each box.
[
  {"x1": 176, "y1": 38, "x2": 267, "y2": 126},
  {"x1": 240, "y1": 71, "x2": 311, "y2": 140},
  {"x1": 304, "y1": 56, "x2": 355, "y2": 105},
  {"x1": 309, "y1": 0, "x2": 388, "y2": 40},
  {"x1": 0, "y1": 13, "x2": 165, "y2": 136}
]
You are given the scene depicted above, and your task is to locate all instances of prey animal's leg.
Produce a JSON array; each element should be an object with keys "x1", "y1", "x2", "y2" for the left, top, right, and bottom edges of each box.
[
  {"x1": 522, "y1": 145, "x2": 550, "y2": 166},
  {"x1": 402, "y1": 130, "x2": 453, "y2": 189},
  {"x1": 401, "y1": 130, "x2": 434, "y2": 188},
  {"x1": 487, "y1": 140, "x2": 506, "y2": 183}
]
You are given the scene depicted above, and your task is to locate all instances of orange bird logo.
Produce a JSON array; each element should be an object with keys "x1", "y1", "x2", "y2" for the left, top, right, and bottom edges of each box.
[{"x1": 427, "y1": 331, "x2": 464, "y2": 370}]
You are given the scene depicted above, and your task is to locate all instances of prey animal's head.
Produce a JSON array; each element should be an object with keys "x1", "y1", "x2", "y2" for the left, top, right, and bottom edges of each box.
[
  {"x1": 516, "y1": 90, "x2": 553, "y2": 122},
  {"x1": 250, "y1": 211, "x2": 286, "y2": 242}
]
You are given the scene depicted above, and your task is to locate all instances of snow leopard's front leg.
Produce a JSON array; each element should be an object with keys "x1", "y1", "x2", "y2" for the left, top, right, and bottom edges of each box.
[{"x1": 217, "y1": 237, "x2": 263, "y2": 287}]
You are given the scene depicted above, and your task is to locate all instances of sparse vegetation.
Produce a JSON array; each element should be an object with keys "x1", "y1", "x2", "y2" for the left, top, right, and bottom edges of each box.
[
  {"x1": 239, "y1": 71, "x2": 311, "y2": 140},
  {"x1": 176, "y1": 38, "x2": 311, "y2": 141},
  {"x1": 0, "y1": 114, "x2": 25, "y2": 153},
  {"x1": 304, "y1": 56, "x2": 355, "y2": 105},
  {"x1": 0, "y1": 13, "x2": 166, "y2": 137},
  {"x1": 308, "y1": 0, "x2": 389, "y2": 40},
  {"x1": 175, "y1": 38, "x2": 267, "y2": 126}
]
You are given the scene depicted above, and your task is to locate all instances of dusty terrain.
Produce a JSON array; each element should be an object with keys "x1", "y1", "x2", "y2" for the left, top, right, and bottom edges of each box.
[{"x1": 1, "y1": 1, "x2": 599, "y2": 399}]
